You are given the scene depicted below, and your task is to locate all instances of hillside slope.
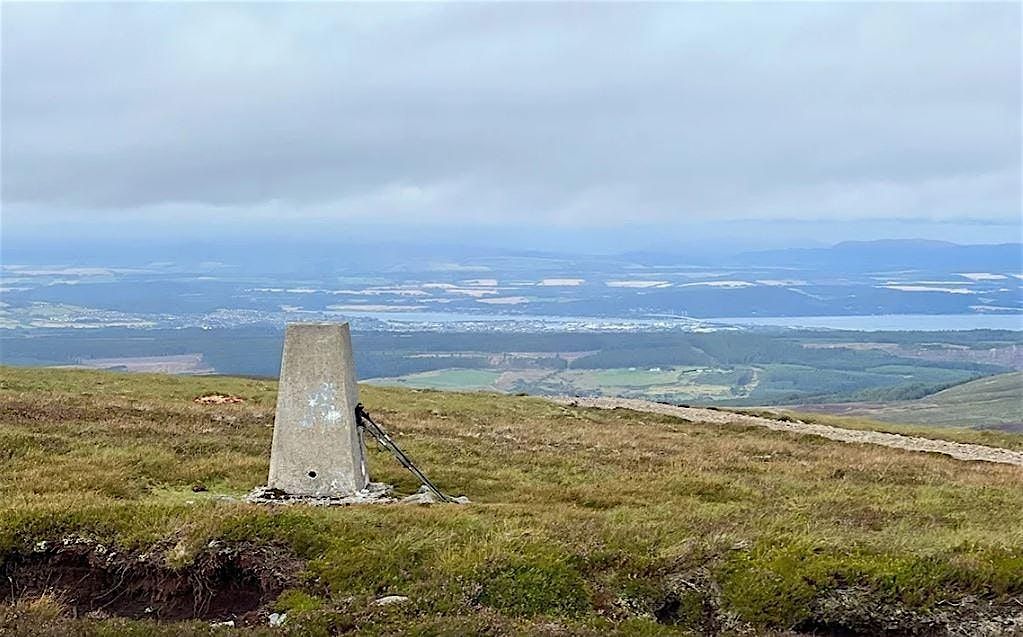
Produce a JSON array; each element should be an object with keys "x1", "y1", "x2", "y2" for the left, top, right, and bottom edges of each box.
[
  {"x1": 1, "y1": 366, "x2": 1022, "y2": 636},
  {"x1": 553, "y1": 396, "x2": 1023, "y2": 464},
  {"x1": 793, "y1": 372, "x2": 1023, "y2": 430}
]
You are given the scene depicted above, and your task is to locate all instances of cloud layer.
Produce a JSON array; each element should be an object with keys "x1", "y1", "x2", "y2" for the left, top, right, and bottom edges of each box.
[{"x1": 3, "y1": 3, "x2": 1020, "y2": 229}]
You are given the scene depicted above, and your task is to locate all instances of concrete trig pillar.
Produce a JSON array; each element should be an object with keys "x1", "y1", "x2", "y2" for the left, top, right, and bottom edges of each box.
[{"x1": 268, "y1": 322, "x2": 368, "y2": 496}]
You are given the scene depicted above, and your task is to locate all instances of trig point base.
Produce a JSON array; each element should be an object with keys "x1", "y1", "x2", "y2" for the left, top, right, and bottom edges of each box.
[{"x1": 267, "y1": 322, "x2": 368, "y2": 497}]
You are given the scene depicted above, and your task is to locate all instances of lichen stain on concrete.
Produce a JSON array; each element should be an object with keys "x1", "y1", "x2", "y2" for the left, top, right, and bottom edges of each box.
[{"x1": 300, "y1": 382, "x2": 341, "y2": 430}]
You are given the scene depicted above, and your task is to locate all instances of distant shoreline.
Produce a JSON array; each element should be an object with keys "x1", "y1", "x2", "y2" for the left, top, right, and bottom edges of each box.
[
  {"x1": 705, "y1": 314, "x2": 1023, "y2": 331},
  {"x1": 338, "y1": 310, "x2": 1023, "y2": 332}
]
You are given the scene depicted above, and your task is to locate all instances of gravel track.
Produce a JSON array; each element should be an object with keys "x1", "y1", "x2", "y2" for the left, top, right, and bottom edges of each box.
[{"x1": 550, "y1": 396, "x2": 1023, "y2": 467}]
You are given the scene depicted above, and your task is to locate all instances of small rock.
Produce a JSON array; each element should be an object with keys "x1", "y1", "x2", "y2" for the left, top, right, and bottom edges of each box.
[
  {"x1": 211, "y1": 620, "x2": 235, "y2": 627},
  {"x1": 400, "y1": 491, "x2": 438, "y2": 505},
  {"x1": 194, "y1": 394, "x2": 244, "y2": 405},
  {"x1": 374, "y1": 595, "x2": 410, "y2": 606},
  {"x1": 268, "y1": 612, "x2": 287, "y2": 626},
  {"x1": 400, "y1": 485, "x2": 470, "y2": 505}
]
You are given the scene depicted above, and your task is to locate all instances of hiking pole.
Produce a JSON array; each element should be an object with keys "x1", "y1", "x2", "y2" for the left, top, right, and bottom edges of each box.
[{"x1": 355, "y1": 403, "x2": 453, "y2": 503}]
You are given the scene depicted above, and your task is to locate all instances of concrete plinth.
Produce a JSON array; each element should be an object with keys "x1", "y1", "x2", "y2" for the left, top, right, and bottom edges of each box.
[{"x1": 268, "y1": 323, "x2": 368, "y2": 496}]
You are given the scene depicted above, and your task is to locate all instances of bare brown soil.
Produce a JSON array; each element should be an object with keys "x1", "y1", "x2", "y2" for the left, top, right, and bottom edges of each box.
[{"x1": 2, "y1": 539, "x2": 298, "y2": 624}]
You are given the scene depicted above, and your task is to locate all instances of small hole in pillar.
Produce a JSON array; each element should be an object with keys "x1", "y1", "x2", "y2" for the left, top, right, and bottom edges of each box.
[{"x1": 308, "y1": 471, "x2": 317, "y2": 478}]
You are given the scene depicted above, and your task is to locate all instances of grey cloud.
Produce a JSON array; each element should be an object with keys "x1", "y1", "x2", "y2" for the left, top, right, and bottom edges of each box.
[{"x1": 2, "y1": 2, "x2": 1019, "y2": 226}]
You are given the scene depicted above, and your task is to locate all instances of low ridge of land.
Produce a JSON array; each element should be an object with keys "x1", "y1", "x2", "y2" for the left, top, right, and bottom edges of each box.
[
  {"x1": 1, "y1": 366, "x2": 1022, "y2": 636},
  {"x1": 789, "y1": 371, "x2": 1023, "y2": 430}
]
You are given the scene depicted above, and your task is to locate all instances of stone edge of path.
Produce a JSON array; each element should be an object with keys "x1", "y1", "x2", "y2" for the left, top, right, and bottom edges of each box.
[{"x1": 549, "y1": 396, "x2": 1023, "y2": 468}]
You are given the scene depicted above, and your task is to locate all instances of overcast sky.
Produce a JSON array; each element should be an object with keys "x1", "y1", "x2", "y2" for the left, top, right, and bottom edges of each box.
[{"x1": 2, "y1": 2, "x2": 1020, "y2": 248}]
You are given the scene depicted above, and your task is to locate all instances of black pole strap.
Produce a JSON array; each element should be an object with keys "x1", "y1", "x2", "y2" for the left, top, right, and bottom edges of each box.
[{"x1": 355, "y1": 403, "x2": 452, "y2": 503}]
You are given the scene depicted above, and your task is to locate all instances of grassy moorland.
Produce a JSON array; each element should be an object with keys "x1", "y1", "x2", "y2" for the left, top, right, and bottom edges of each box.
[
  {"x1": 787, "y1": 372, "x2": 1023, "y2": 430},
  {"x1": 1, "y1": 366, "x2": 1022, "y2": 636}
]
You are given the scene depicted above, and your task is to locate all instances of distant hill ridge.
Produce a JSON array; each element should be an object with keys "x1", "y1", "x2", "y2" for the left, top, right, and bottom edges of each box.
[
  {"x1": 734, "y1": 239, "x2": 1022, "y2": 272},
  {"x1": 796, "y1": 371, "x2": 1023, "y2": 430}
]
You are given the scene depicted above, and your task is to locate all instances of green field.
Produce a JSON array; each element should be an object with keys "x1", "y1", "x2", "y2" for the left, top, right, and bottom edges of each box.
[
  {"x1": 372, "y1": 368, "x2": 503, "y2": 391},
  {"x1": 2, "y1": 366, "x2": 1023, "y2": 635},
  {"x1": 559, "y1": 367, "x2": 743, "y2": 400}
]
